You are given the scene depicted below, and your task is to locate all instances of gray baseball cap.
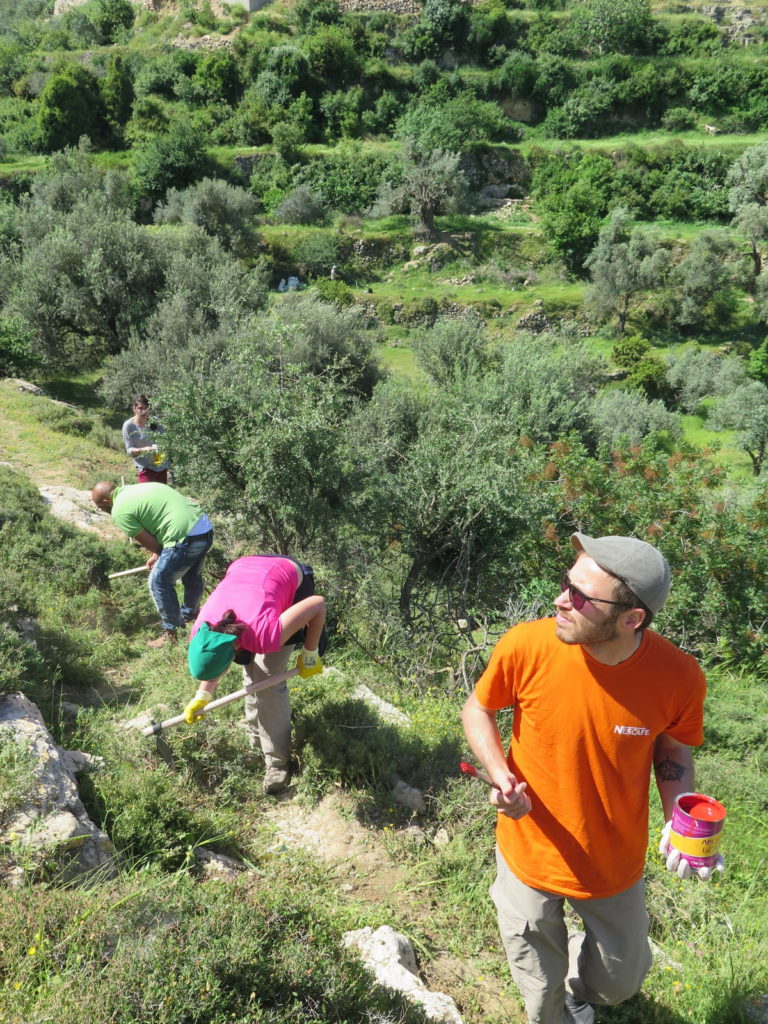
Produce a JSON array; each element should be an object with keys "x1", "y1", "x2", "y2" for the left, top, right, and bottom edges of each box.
[{"x1": 571, "y1": 532, "x2": 671, "y2": 613}]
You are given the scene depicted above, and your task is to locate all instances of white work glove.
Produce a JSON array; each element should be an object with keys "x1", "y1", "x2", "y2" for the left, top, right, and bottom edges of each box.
[{"x1": 659, "y1": 820, "x2": 725, "y2": 881}]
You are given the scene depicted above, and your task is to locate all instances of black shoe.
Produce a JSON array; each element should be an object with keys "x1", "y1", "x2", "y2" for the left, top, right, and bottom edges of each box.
[{"x1": 565, "y1": 992, "x2": 595, "y2": 1024}]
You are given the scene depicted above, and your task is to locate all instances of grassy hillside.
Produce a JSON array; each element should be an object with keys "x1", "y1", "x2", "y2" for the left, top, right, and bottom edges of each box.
[
  {"x1": 1, "y1": 2, "x2": 768, "y2": 1022},
  {"x1": 1, "y1": 300, "x2": 768, "y2": 1024}
]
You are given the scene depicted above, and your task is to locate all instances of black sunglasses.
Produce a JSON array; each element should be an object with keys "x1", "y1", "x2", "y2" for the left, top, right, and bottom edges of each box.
[{"x1": 561, "y1": 574, "x2": 633, "y2": 612}]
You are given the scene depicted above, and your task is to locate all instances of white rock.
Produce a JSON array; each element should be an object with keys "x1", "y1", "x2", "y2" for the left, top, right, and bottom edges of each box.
[
  {"x1": 391, "y1": 778, "x2": 426, "y2": 814},
  {"x1": 194, "y1": 848, "x2": 245, "y2": 881},
  {"x1": 433, "y1": 828, "x2": 450, "y2": 849},
  {"x1": 0, "y1": 694, "x2": 118, "y2": 885},
  {"x1": 351, "y1": 684, "x2": 410, "y2": 725},
  {"x1": 343, "y1": 926, "x2": 463, "y2": 1024}
]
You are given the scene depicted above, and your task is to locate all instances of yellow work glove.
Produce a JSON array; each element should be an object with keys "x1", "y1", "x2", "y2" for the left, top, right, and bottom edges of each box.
[
  {"x1": 184, "y1": 690, "x2": 211, "y2": 724},
  {"x1": 297, "y1": 649, "x2": 323, "y2": 679}
]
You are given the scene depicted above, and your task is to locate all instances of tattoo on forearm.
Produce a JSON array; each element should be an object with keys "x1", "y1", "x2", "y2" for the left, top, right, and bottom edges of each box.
[{"x1": 655, "y1": 758, "x2": 687, "y2": 782}]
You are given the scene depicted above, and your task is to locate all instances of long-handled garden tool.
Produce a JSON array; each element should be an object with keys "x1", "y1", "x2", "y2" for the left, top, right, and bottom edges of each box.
[
  {"x1": 108, "y1": 565, "x2": 150, "y2": 579},
  {"x1": 141, "y1": 667, "x2": 301, "y2": 738}
]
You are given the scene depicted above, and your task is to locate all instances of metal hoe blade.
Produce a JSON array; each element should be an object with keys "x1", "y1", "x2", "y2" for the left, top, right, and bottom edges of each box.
[{"x1": 151, "y1": 722, "x2": 177, "y2": 770}]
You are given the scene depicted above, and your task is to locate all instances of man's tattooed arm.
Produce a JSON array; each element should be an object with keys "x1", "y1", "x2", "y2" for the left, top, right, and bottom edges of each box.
[
  {"x1": 653, "y1": 734, "x2": 695, "y2": 821},
  {"x1": 654, "y1": 757, "x2": 687, "y2": 782}
]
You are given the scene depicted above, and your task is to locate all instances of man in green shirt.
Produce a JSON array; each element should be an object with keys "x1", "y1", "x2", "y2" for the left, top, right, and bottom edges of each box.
[{"x1": 92, "y1": 481, "x2": 213, "y2": 647}]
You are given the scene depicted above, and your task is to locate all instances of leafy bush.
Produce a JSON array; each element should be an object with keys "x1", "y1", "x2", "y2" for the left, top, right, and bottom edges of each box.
[
  {"x1": 395, "y1": 90, "x2": 516, "y2": 153},
  {"x1": 35, "y1": 63, "x2": 110, "y2": 152},
  {"x1": 0, "y1": 623, "x2": 49, "y2": 698},
  {"x1": 302, "y1": 144, "x2": 390, "y2": 214},
  {"x1": 590, "y1": 388, "x2": 681, "y2": 446},
  {"x1": 153, "y1": 177, "x2": 258, "y2": 251},
  {"x1": 312, "y1": 278, "x2": 354, "y2": 306},
  {"x1": 190, "y1": 50, "x2": 243, "y2": 105},
  {"x1": 133, "y1": 118, "x2": 208, "y2": 202},
  {"x1": 661, "y1": 106, "x2": 696, "y2": 132},
  {"x1": 0, "y1": 316, "x2": 42, "y2": 378},
  {"x1": 31, "y1": 403, "x2": 94, "y2": 436},
  {"x1": 86, "y1": 0, "x2": 135, "y2": 43},
  {"x1": 273, "y1": 185, "x2": 324, "y2": 225},
  {"x1": 133, "y1": 51, "x2": 197, "y2": 100},
  {"x1": 292, "y1": 671, "x2": 461, "y2": 799},
  {"x1": 295, "y1": 231, "x2": 338, "y2": 278}
]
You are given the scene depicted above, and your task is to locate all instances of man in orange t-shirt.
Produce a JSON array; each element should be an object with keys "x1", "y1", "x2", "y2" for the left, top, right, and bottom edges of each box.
[{"x1": 462, "y1": 533, "x2": 722, "y2": 1024}]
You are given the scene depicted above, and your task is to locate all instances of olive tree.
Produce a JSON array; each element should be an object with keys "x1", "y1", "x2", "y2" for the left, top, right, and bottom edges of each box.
[
  {"x1": 369, "y1": 140, "x2": 468, "y2": 236},
  {"x1": 3, "y1": 198, "x2": 162, "y2": 367},
  {"x1": 584, "y1": 207, "x2": 670, "y2": 334},
  {"x1": 727, "y1": 140, "x2": 768, "y2": 282},
  {"x1": 158, "y1": 342, "x2": 359, "y2": 555},
  {"x1": 708, "y1": 380, "x2": 768, "y2": 476},
  {"x1": 98, "y1": 226, "x2": 270, "y2": 406}
]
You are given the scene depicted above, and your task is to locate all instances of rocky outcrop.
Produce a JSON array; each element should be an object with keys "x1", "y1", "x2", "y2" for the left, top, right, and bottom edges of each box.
[
  {"x1": 698, "y1": 4, "x2": 767, "y2": 44},
  {"x1": 340, "y1": 0, "x2": 420, "y2": 11},
  {"x1": 343, "y1": 926, "x2": 463, "y2": 1024},
  {"x1": 459, "y1": 145, "x2": 530, "y2": 195},
  {"x1": 0, "y1": 693, "x2": 118, "y2": 887},
  {"x1": 39, "y1": 485, "x2": 124, "y2": 540}
]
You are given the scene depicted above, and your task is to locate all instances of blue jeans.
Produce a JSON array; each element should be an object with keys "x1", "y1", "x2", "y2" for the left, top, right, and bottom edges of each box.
[{"x1": 148, "y1": 532, "x2": 213, "y2": 631}]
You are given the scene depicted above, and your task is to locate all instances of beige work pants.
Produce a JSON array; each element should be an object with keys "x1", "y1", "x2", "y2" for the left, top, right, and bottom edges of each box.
[
  {"x1": 491, "y1": 847, "x2": 652, "y2": 1024},
  {"x1": 243, "y1": 646, "x2": 293, "y2": 769}
]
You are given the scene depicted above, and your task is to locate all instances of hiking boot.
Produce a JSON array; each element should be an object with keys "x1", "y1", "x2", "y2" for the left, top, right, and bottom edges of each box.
[
  {"x1": 147, "y1": 629, "x2": 178, "y2": 649},
  {"x1": 565, "y1": 993, "x2": 595, "y2": 1024},
  {"x1": 263, "y1": 765, "x2": 290, "y2": 795}
]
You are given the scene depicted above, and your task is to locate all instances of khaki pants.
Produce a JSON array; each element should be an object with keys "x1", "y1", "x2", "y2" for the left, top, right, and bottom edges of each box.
[
  {"x1": 491, "y1": 847, "x2": 652, "y2": 1024},
  {"x1": 243, "y1": 646, "x2": 292, "y2": 769}
]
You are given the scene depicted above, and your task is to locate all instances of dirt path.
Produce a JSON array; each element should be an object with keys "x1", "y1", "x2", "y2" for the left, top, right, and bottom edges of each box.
[{"x1": 263, "y1": 790, "x2": 521, "y2": 1024}]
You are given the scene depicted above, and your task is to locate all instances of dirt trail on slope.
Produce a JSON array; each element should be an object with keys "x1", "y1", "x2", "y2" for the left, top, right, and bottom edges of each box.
[{"x1": 263, "y1": 790, "x2": 521, "y2": 1024}]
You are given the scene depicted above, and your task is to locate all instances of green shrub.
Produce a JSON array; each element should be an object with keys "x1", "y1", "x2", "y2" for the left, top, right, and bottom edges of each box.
[
  {"x1": 0, "y1": 623, "x2": 48, "y2": 698},
  {"x1": 312, "y1": 278, "x2": 353, "y2": 306},
  {"x1": 0, "y1": 729, "x2": 37, "y2": 824},
  {"x1": 79, "y1": 732, "x2": 219, "y2": 869},
  {"x1": 302, "y1": 144, "x2": 390, "y2": 214},
  {"x1": 31, "y1": 403, "x2": 94, "y2": 436},
  {"x1": 133, "y1": 118, "x2": 208, "y2": 202},
  {"x1": 0, "y1": 317, "x2": 42, "y2": 378},
  {"x1": 292, "y1": 672, "x2": 461, "y2": 801},
  {"x1": 273, "y1": 185, "x2": 324, "y2": 225},
  {"x1": 35, "y1": 63, "x2": 111, "y2": 152},
  {"x1": 661, "y1": 106, "x2": 697, "y2": 132},
  {"x1": 295, "y1": 231, "x2": 338, "y2": 278}
]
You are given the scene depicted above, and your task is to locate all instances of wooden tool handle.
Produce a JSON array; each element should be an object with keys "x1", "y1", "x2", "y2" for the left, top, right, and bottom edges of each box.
[
  {"x1": 108, "y1": 566, "x2": 149, "y2": 579},
  {"x1": 142, "y1": 667, "x2": 302, "y2": 736}
]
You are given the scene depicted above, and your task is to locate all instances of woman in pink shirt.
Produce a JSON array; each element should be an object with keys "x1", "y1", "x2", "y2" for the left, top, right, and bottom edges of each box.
[{"x1": 185, "y1": 556, "x2": 326, "y2": 794}]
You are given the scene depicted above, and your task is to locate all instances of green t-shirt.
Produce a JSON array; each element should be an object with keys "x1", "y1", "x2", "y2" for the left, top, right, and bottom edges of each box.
[{"x1": 111, "y1": 483, "x2": 204, "y2": 548}]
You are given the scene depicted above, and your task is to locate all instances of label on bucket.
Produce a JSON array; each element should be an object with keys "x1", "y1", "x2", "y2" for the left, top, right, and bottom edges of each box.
[{"x1": 669, "y1": 830, "x2": 722, "y2": 858}]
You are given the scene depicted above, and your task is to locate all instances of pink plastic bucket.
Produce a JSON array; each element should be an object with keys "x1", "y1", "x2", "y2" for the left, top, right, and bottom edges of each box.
[{"x1": 670, "y1": 792, "x2": 726, "y2": 872}]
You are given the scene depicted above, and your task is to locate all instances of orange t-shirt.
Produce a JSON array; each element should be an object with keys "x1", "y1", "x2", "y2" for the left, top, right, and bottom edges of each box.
[{"x1": 474, "y1": 618, "x2": 706, "y2": 899}]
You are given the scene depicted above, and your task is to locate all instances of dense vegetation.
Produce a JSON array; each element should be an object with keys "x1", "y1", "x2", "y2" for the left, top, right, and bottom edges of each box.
[{"x1": 1, "y1": 1, "x2": 768, "y2": 1023}]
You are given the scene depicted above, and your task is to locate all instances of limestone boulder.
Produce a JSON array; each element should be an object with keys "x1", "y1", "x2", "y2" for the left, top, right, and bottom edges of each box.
[
  {"x1": 343, "y1": 925, "x2": 463, "y2": 1024},
  {"x1": 0, "y1": 693, "x2": 118, "y2": 886}
]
